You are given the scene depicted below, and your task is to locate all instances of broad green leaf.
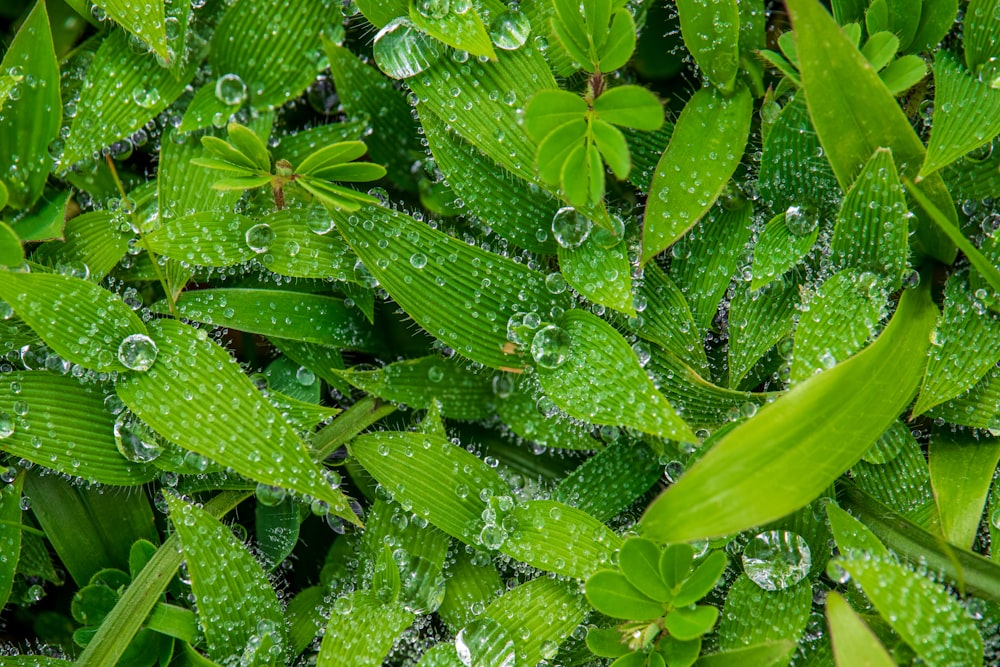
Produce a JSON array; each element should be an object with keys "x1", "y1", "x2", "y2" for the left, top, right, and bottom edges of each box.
[
  {"x1": 831, "y1": 148, "x2": 910, "y2": 287},
  {"x1": 534, "y1": 309, "x2": 697, "y2": 442},
  {"x1": 852, "y1": 423, "x2": 937, "y2": 525},
  {"x1": 143, "y1": 212, "x2": 257, "y2": 268},
  {"x1": 619, "y1": 538, "x2": 671, "y2": 602},
  {"x1": 165, "y1": 493, "x2": 286, "y2": 665},
  {"x1": 884, "y1": 0, "x2": 921, "y2": 50},
  {"x1": 717, "y1": 575, "x2": 810, "y2": 657},
  {"x1": 586, "y1": 627, "x2": 631, "y2": 658},
  {"x1": 790, "y1": 271, "x2": 886, "y2": 384},
  {"x1": 287, "y1": 586, "x2": 326, "y2": 655},
  {"x1": 555, "y1": 439, "x2": 662, "y2": 522},
  {"x1": 926, "y1": 363, "x2": 1000, "y2": 429},
  {"x1": 787, "y1": 0, "x2": 957, "y2": 264},
  {"x1": 750, "y1": 211, "x2": 818, "y2": 291},
  {"x1": 727, "y1": 277, "x2": 799, "y2": 388},
  {"x1": 929, "y1": 429, "x2": 1000, "y2": 549},
  {"x1": 665, "y1": 605, "x2": 719, "y2": 641},
  {"x1": 93, "y1": 0, "x2": 168, "y2": 60},
  {"x1": 694, "y1": 642, "x2": 799, "y2": 667},
  {"x1": 861, "y1": 32, "x2": 899, "y2": 70},
  {"x1": 10, "y1": 189, "x2": 70, "y2": 243},
  {"x1": 210, "y1": 0, "x2": 328, "y2": 110},
  {"x1": 624, "y1": 123, "x2": 674, "y2": 191},
  {"x1": 0, "y1": 470, "x2": 25, "y2": 610},
  {"x1": 262, "y1": 207, "x2": 358, "y2": 281},
  {"x1": 0, "y1": 270, "x2": 146, "y2": 373},
  {"x1": 351, "y1": 431, "x2": 509, "y2": 546},
  {"x1": 24, "y1": 471, "x2": 157, "y2": 586},
  {"x1": 913, "y1": 272, "x2": 1000, "y2": 415},
  {"x1": 659, "y1": 544, "x2": 695, "y2": 589},
  {"x1": 598, "y1": 9, "x2": 637, "y2": 72},
  {"x1": 922, "y1": 51, "x2": 1000, "y2": 177},
  {"x1": 336, "y1": 355, "x2": 493, "y2": 420},
  {"x1": 840, "y1": 556, "x2": 984, "y2": 666},
  {"x1": 331, "y1": 203, "x2": 571, "y2": 369},
  {"x1": 421, "y1": 111, "x2": 558, "y2": 254},
  {"x1": 269, "y1": 337, "x2": 351, "y2": 397},
  {"x1": 675, "y1": 0, "x2": 740, "y2": 92},
  {"x1": 116, "y1": 318, "x2": 357, "y2": 523},
  {"x1": 880, "y1": 54, "x2": 928, "y2": 94},
  {"x1": 825, "y1": 592, "x2": 895, "y2": 667},
  {"x1": 593, "y1": 85, "x2": 664, "y2": 131},
  {"x1": 438, "y1": 548, "x2": 502, "y2": 632},
  {"x1": 0, "y1": 221, "x2": 23, "y2": 267},
  {"x1": 409, "y1": 1, "x2": 495, "y2": 58},
  {"x1": 32, "y1": 211, "x2": 128, "y2": 281},
  {"x1": 658, "y1": 636, "x2": 700, "y2": 667},
  {"x1": 524, "y1": 90, "x2": 589, "y2": 141},
  {"x1": 159, "y1": 288, "x2": 380, "y2": 351},
  {"x1": 558, "y1": 228, "x2": 634, "y2": 315},
  {"x1": 586, "y1": 570, "x2": 664, "y2": 620},
  {"x1": 641, "y1": 279, "x2": 937, "y2": 542},
  {"x1": 0, "y1": 0, "x2": 60, "y2": 210},
  {"x1": 177, "y1": 84, "x2": 240, "y2": 135},
  {"x1": 61, "y1": 30, "x2": 197, "y2": 169},
  {"x1": 500, "y1": 499, "x2": 621, "y2": 578},
  {"x1": 673, "y1": 551, "x2": 728, "y2": 607},
  {"x1": 642, "y1": 85, "x2": 752, "y2": 264},
  {"x1": 355, "y1": 0, "x2": 407, "y2": 27},
  {"x1": 0, "y1": 372, "x2": 157, "y2": 484},
  {"x1": 964, "y1": 0, "x2": 1000, "y2": 73},
  {"x1": 495, "y1": 375, "x2": 598, "y2": 451},
  {"x1": 908, "y1": 0, "x2": 956, "y2": 52},
  {"x1": 591, "y1": 119, "x2": 631, "y2": 179}
]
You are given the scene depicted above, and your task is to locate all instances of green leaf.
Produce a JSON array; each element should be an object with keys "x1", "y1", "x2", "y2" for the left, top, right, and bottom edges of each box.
[
  {"x1": 825, "y1": 592, "x2": 895, "y2": 667},
  {"x1": 226, "y1": 123, "x2": 272, "y2": 174},
  {"x1": 500, "y1": 499, "x2": 621, "y2": 578},
  {"x1": 143, "y1": 212, "x2": 257, "y2": 268},
  {"x1": 586, "y1": 627, "x2": 631, "y2": 658},
  {"x1": 673, "y1": 551, "x2": 728, "y2": 607},
  {"x1": 209, "y1": 0, "x2": 329, "y2": 110},
  {"x1": 827, "y1": 501, "x2": 891, "y2": 559},
  {"x1": 585, "y1": 570, "x2": 664, "y2": 620},
  {"x1": 861, "y1": 32, "x2": 899, "y2": 70},
  {"x1": 210, "y1": 175, "x2": 274, "y2": 191},
  {"x1": 717, "y1": 576, "x2": 810, "y2": 656},
  {"x1": 438, "y1": 548, "x2": 502, "y2": 632},
  {"x1": 787, "y1": 0, "x2": 957, "y2": 264},
  {"x1": 305, "y1": 162, "x2": 386, "y2": 184},
  {"x1": 641, "y1": 279, "x2": 937, "y2": 542},
  {"x1": 909, "y1": 0, "x2": 957, "y2": 52},
  {"x1": 593, "y1": 85, "x2": 664, "y2": 131},
  {"x1": 165, "y1": 493, "x2": 286, "y2": 665},
  {"x1": 619, "y1": 538, "x2": 671, "y2": 602},
  {"x1": 597, "y1": 9, "x2": 637, "y2": 72},
  {"x1": 695, "y1": 642, "x2": 798, "y2": 667},
  {"x1": 0, "y1": 470, "x2": 25, "y2": 610},
  {"x1": 551, "y1": 0, "x2": 595, "y2": 66},
  {"x1": 116, "y1": 319, "x2": 358, "y2": 523},
  {"x1": 0, "y1": 372, "x2": 157, "y2": 484},
  {"x1": 0, "y1": 221, "x2": 23, "y2": 267},
  {"x1": 93, "y1": 0, "x2": 168, "y2": 60},
  {"x1": 409, "y1": 1, "x2": 495, "y2": 58},
  {"x1": 495, "y1": 375, "x2": 598, "y2": 450},
  {"x1": 262, "y1": 207, "x2": 359, "y2": 280},
  {"x1": 664, "y1": 605, "x2": 719, "y2": 641},
  {"x1": 61, "y1": 29, "x2": 197, "y2": 169},
  {"x1": 160, "y1": 288, "x2": 380, "y2": 351},
  {"x1": 32, "y1": 210, "x2": 128, "y2": 281},
  {"x1": 373, "y1": 545, "x2": 402, "y2": 604},
  {"x1": 879, "y1": 54, "x2": 928, "y2": 94},
  {"x1": 554, "y1": 439, "x2": 662, "y2": 521},
  {"x1": 929, "y1": 429, "x2": 1000, "y2": 549},
  {"x1": 0, "y1": 270, "x2": 146, "y2": 373},
  {"x1": 351, "y1": 431, "x2": 509, "y2": 546},
  {"x1": 199, "y1": 136, "x2": 262, "y2": 172},
  {"x1": 727, "y1": 277, "x2": 799, "y2": 388},
  {"x1": 558, "y1": 225, "x2": 634, "y2": 315},
  {"x1": 295, "y1": 142, "x2": 368, "y2": 176},
  {"x1": 839, "y1": 556, "x2": 984, "y2": 666},
  {"x1": 922, "y1": 51, "x2": 1000, "y2": 177},
  {"x1": 331, "y1": 203, "x2": 571, "y2": 369},
  {"x1": 590, "y1": 119, "x2": 631, "y2": 179},
  {"x1": 177, "y1": 84, "x2": 240, "y2": 135},
  {"x1": 255, "y1": 497, "x2": 301, "y2": 572},
  {"x1": 851, "y1": 423, "x2": 937, "y2": 525},
  {"x1": 675, "y1": 0, "x2": 740, "y2": 92},
  {"x1": 534, "y1": 309, "x2": 697, "y2": 442},
  {"x1": 560, "y1": 140, "x2": 603, "y2": 207},
  {"x1": 750, "y1": 211, "x2": 818, "y2": 291},
  {"x1": 964, "y1": 0, "x2": 1000, "y2": 73},
  {"x1": 0, "y1": 0, "x2": 60, "y2": 210},
  {"x1": 659, "y1": 543, "x2": 695, "y2": 589},
  {"x1": 642, "y1": 85, "x2": 752, "y2": 264},
  {"x1": 336, "y1": 355, "x2": 493, "y2": 420},
  {"x1": 537, "y1": 120, "x2": 588, "y2": 185}
]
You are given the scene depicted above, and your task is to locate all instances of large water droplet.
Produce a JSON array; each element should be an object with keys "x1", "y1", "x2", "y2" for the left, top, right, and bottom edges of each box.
[
  {"x1": 0, "y1": 411, "x2": 14, "y2": 439},
  {"x1": 530, "y1": 324, "x2": 571, "y2": 369},
  {"x1": 551, "y1": 207, "x2": 593, "y2": 248},
  {"x1": 245, "y1": 223, "x2": 275, "y2": 253},
  {"x1": 978, "y1": 57, "x2": 1000, "y2": 89},
  {"x1": 742, "y1": 530, "x2": 812, "y2": 591},
  {"x1": 395, "y1": 550, "x2": 447, "y2": 613},
  {"x1": 455, "y1": 617, "x2": 517, "y2": 667},
  {"x1": 215, "y1": 73, "x2": 248, "y2": 106},
  {"x1": 784, "y1": 205, "x2": 819, "y2": 237},
  {"x1": 118, "y1": 334, "x2": 158, "y2": 372},
  {"x1": 490, "y1": 11, "x2": 531, "y2": 50},
  {"x1": 373, "y1": 18, "x2": 442, "y2": 79},
  {"x1": 131, "y1": 86, "x2": 160, "y2": 109},
  {"x1": 114, "y1": 416, "x2": 163, "y2": 463}
]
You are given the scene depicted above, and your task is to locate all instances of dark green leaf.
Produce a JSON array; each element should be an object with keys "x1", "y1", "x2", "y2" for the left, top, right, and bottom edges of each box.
[
  {"x1": 32, "y1": 210, "x2": 128, "y2": 280},
  {"x1": 409, "y1": 1, "x2": 495, "y2": 58},
  {"x1": 586, "y1": 627, "x2": 630, "y2": 658},
  {"x1": 256, "y1": 497, "x2": 301, "y2": 572},
  {"x1": 909, "y1": 0, "x2": 956, "y2": 52},
  {"x1": 727, "y1": 277, "x2": 799, "y2": 388},
  {"x1": 750, "y1": 211, "x2": 818, "y2": 291},
  {"x1": 585, "y1": 570, "x2": 664, "y2": 620},
  {"x1": 554, "y1": 439, "x2": 662, "y2": 521},
  {"x1": 675, "y1": 0, "x2": 740, "y2": 92},
  {"x1": 964, "y1": 0, "x2": 1000, "y2": 73},
  {"x1": 717, "y1": 576, "x2": 810, "y2": 656},
  {"x1": 0, "y1": 221, "x2": 23, "y2": 267}
]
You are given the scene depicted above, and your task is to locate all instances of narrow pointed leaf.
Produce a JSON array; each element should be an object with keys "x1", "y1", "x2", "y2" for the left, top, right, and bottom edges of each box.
[
  {"x1": 695, "y1": 642, "x2": 797, "y2": 667},
  {"x1": 93, "y1": 0, "x2": 168, "y2": 60},
  {"x1": 306, "y1": 162, "x2": 386, "y2": 183},
  {"x1": 558, "y1": 230, "x2": 634, "y2": 315},
  {"x1": 826, "y1": 592, "x2": 896, "y2": 667},
  {"x1": 642, "y1": 85, "x2": 752, "y2": 264},
  {"x1": 929, "y1": 429, "x2": 1000, "y2": 549},
  {"x1": 727, "y1": 277, "x2": 800, "y2": 388},
  {"x1": 641, "y1": 279, "x2": 937, "y2": 542},
  {"x1": 750, "y1": 212, "x2": 818, "y2": 291},
  {"x1": 591, "y1": 119, "x2": 631, "y2": 179},
  {"x1": 851, "y1": 423, "x2": 937, "y2": 524},
  {"x1": 210, "y1": 175, "x2": 273, "y2": 191},
  {"x1": 0, "y1": 471, "x2": 25, "y2": 610},
  {"x1": 675, "y1": 0, "x2": 740, "y2": 92},
  {"x1": 116, "y1": 319, "x2": 357, "y2": 523},
  {"x1": 226, "y1": 123, "x2": 272, "y2": 173},
  {"x1": 965, "y1": 0, "x2": 1000, "y2": 73},
  {"x1": 296, "y1": 142, "x2": 368, "y2": 176}
]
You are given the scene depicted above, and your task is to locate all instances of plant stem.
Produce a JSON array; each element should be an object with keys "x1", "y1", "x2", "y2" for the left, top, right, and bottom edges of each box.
[{"x1": 311, "y1": 396, "x2": 396, "y2": 461}]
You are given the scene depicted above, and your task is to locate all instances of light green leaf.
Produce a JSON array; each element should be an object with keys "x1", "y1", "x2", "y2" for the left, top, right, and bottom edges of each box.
[
  {"x1": 0, "y1": 470, "x2": 24, "y2": 610},
  {"x1": 500, "y1": 499, "x2": 621, "y2": 579},
  {"x1": 641, "y1": 279, "x2": 937, "y2": 542},
  {"x1": 929, "y1": 428, "x2": 1000, "y2": 549},
  {"x1": 597, "y1": 9, "x2": 636, "y2": 72},
  {"x1": 787, "y1": 0, "x2": 957, "y2": 264},
  {"x1": 908, "y1": 0, "x2": 956, "y2": 52},
  {"x1": 558, "y1": 227, "x2": 634, "y2": 315},
  {"x1": 537, "y1": 120, "x2": 587, "y2": 185},
  {"x1": 642, "y1": 85, "x2": 752, "y2": 264},
  {"x1": 591, "y1": 119, "x2": 631, "y2": 179},
  {"x1": 438, "y1": 548, "x2": 502, "y2": 632},
  {"x1": 675, "y1": 0, "x2": 740, "y2": 92},
  {"x1": 586, "y1": 570, "x2": 664, "y2": 620},
  {"x1": 593, "y1": 85, "x2": 664, "y2": 131},
  {"x1": 62, "y1": 29, "x2": 197, "y2": 169},
  {"x1": 0, "y1": 372, "x2": 157, "y2": 485},
  {"x1": 351, "y1": 431, "x2": 509, "y2": 546},
  {"x1": 717, "y1": 575, "x2": 810, "y2": 656},
  {"x1": 143, "y1": 212, "x2": 257, "y2": 268},
  {"x1": 727, "y1": 277, "x2": 800, "y2": 388},
  {"x1": 0, "y1": 270, "x2": 146, "y2": 373},
  {"x1": 587, "y1": 627, "x2": 631, "y2": 658},
  {"x1": 825, "y1": 592, "x2": 895, "y2": 667},
  {"x1": 200, "y1": 136, "x2": 262, "y2": 172},
  {"x1": 535, "y1": 309, "x2": 697, "y2": 442},
  {"x1": 879, "y1": 54, "x2": 928, "y2": 94},
  {"x1": 116, "y1": 318, "x2": 358, "y2": 523},
  {"x1": 560, "y1": 140, "x2": 603, "y2": 207},
  {"x1": 165, "y1": 493, "x2": 285, "y2": 665},
  {"x1": 827, "y1": 501, "x2": 891, "y2": 559},
  {"x1": 555, "y1": 439, "x2": 662, "y2": 522},
  {"x1": 177, "y1": 84, "x2": 239, "y2": 135},
  {"x1": 226, "y1": 123, "x2": 272, "y2": 174},
  {"x1": 0, "y1": 0, "x2": 60, "y2": 210},
  {"x1": 964, "y1": 0, "x2": 1000, "y2": 73},
  {"x1": 159, "y1": 288, "x2": 380, "y2": 351},
  {"x1": 331, "y1": 203, "x2": 571, "y2": 369},
  {"x1": 665, "y1": 605, "x2": 719, "y2": 641},
  {"x1": 750, "y1": 211, "x2": 818, "y2": 291},
  {"x1": 922, "y1": 51, "x2": 1000, "y2": 177},
  {"x1": 620, "y1": 538, "x2": 671, "y2": 602},
  {"x1": 32, "y1": 211, "x2": 128, "y2": 281},
  {"x1": 840, "y1": 556, "x2": 984, "y2": 667},
  {"x1": 10, "y1": 189, "x2": 69, "y2": 243},
  {"x1": 262, "y1": 207, "x2": 359, "y2": 281},
  {"x1": 355, "y1": 0, "x2": 407, "y2": 27},
  {"x1": 0, "y1": 221, "x2": 23, "y2": 267},
  {"x1": 210, "y1": 0, "x2": 329, "y2": 110},
  {"x1": 296, "y1": 142, "x2": 368, "y2": 176},
  {"x1": 409, "y1": 1, "x2": 495, "y2": 58},
  {"x1": 336, "y1": 355, "x2": 493, "y2": 420},
  {"x1": 93, "y1": 0, "x2": 168, "y2": 60},
  {"x1": 674, "y1": 551, "x2": 728, "y2": 608},
  {"x1": 271, "y1": 120, "x2": 368, "y2": 166},
  {"x1": 861, "y1": 32, "x2": 899, "y2": 70},
  {"x1": 694, "y1": 642, "x2": 799, "y2": 667},
  {"x1": 210, "y1": 175, "x2": 273, "y2": 191}
]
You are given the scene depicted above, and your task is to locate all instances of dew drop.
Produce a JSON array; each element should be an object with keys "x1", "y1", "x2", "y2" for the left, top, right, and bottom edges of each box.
[
  {"x1": 742, "y1": 530, "x2": 812, "y2": 591},
  {"x1": 551, "y1": 207, "x2": 593, "y2": 248},
  {"x1": 784, "y1": 205, "x2": 819, "y2": 237},
  {"x1": 456, "y1": 617, "x2": 516, "y2": 667},
  {"x1": 215, "y1": 73, "x2": 248, "y2": 106},
  {"x1": 114, "y1": 416, "x2": 163, "y2": 463},
  {"x1": 489, "y1": 10, "x2": 531, "y2": 50},
  {"x1": 245, "y1": 223, "x2": 275, "y2": 253},
  {"x1": 373, "y1": 18, "x2": 442, "y2": 79},
  {"x1": 117, "y1": 334, "x2": 158, "y2": 372},
  {"x1": 0, "y1": 412, "x2": 14, "y2": 439},
  {"x1": 530, "y1": 324, "x2": 571, "y2": 369}
]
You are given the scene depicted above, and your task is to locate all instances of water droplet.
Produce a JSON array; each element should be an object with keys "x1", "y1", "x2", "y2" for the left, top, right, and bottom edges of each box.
[
  {"x1": 530, "y1": 324, "x2": 571, "y2": 369},
  {"x1": 255, "y1": 482, "x2": 287, "y2": 506},
  {"x1": 0, "y1": 412, "x2": 14, "y2": 439},
  {"x1": 742, "y1": 530, "x2": 812, "y2": 591},
  {"x1": 373, "y1": 18, "x2": 442, "y2": 79},
  {"x1": 118, "y1": 334, "x2": 158, "y2": 372},
  {"x1": 490, "y1": 10, "x2": 531, "y2": 50},
  {"x1": 478, "y1": 524, "x2": 508, "y2": 550},
  {"x1": 295, "y1": 366, "x2": 316, "y2": 386},
  {"x1": 114, "y1": 416, "x2": 162, "y2": 463},
  {"x1": 215, "y1": 73, "x2": 248, "y2": 106},
  {"x1": 131, "y1": 86, "x2": 160, "y2": 109},
  {"x1": 978, "y1": 57, "x2": 1000, "y2": 89},
  {"x1": 551, "y1": 207, "x2": 593, "y2": 248},
  {"x1": 415, "y1": 0, "x2": 450, "y2": 19},
  {"x1": 245, "y1": 223, "x2": 275, "y2": 253},
  {"x1": 409, "y1": 252, "x2": 428, "y2": 269},
  {"x1": 456, "y1": 617, "x2": 517, "y2": 667},
  {"x1": 784, "y1": 205, "x2": 819, "y2": 237}
]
